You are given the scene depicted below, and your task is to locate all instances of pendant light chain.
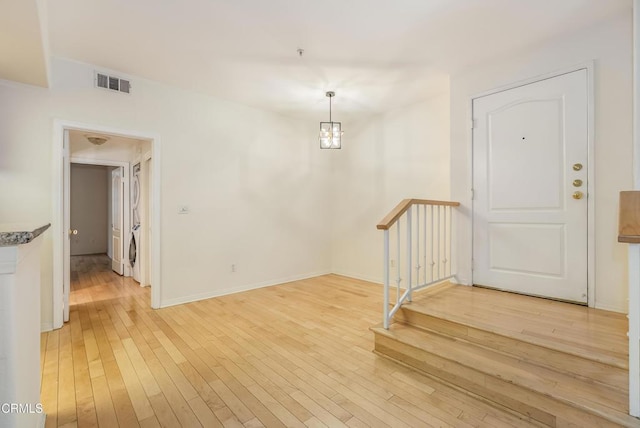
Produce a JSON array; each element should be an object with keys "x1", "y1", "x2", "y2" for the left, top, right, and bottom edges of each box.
[{"x1": 329, "y1": 95, "x2": 332, "y2": 123}]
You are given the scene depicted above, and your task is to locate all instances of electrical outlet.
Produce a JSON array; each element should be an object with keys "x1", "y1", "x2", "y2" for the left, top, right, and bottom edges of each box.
[
  {"x1": 178, "y1": 205, "x2": 190, "y2": 214},
  {"x1": 231, "y1": 264, "x2": 236, "y2": 273},
  {"x1": 390, "y1": 259, "x2": 396, "y2": 268}
]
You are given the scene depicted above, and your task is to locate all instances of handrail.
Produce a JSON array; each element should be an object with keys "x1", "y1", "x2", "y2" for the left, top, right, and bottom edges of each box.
[
  {"x1": 378, "y1": 198, "x2": 460, "y2": 329},
  {"x1": 377, "y1": 199, "x2": 460, "y2": 230}
]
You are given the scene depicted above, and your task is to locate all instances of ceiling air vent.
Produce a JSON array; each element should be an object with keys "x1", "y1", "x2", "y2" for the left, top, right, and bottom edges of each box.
[{"x1": 95, "y1": 72, "x2": 131, "y2": 94}]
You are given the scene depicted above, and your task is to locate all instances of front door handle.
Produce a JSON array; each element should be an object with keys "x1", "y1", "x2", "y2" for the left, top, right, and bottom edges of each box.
[{"x1": 572, "y1": 191, "x2": 584, "y2": 200}]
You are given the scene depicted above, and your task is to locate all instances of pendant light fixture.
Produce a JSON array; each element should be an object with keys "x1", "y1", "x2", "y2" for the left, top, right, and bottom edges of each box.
[{"x1": 319, "y1": 91, "x2": 343, "y2": 149}]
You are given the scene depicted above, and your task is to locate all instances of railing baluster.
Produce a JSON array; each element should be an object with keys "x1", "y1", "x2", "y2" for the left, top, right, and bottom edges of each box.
[
  {"x1": 443, "y1": 205, "x2": 448, "y2": 277},
  {"x1": 448, "y1": 206, "x2": 453, "y2": 277},
  {"x1": 416, "y1": 205, "x2": 420, "y2": 288},
  {"x1": 406, "y1": 207, "x2": 413, "y2": 302},
  {"x1": 437, "y1": 205, "x2": 441, "y2": 279},
  {"x1": 383, "y1": 228, "x2": 390, "y2": 328},
  {"x1": 430, "y1": 205, "x2": 434, "y2": 282},
  {"x1": 423, "y1": 205, "x2": 427, "y2": 285},
  {"x1": 396, "y1": 219, "x2": 401, "y2": 304}
]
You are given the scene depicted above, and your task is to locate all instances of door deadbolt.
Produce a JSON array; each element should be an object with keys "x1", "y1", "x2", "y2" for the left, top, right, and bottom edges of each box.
[
  {"x1": 572, "y1": 191, "x2": 584, "y2": 200},
  {"x1": 573, "y1": 179, "x2": 583, "y2": 187},
  {"x1": 68, "y1": 229, "x2": 78, "y2": 236},
  {"x1": 572, "y1": 163, "x2": 583, "y2": 171}
]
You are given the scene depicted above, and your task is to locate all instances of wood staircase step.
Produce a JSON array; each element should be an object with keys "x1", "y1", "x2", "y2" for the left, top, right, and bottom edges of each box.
[
  {"x1": 405, "y1": 284, "x2": 629, "y2": 368},
  {"x1": 371, "y1": 322, "x2": 639, "y2": 427},
  {"x1": 395, "y1": 305, "x2": 628, "y2": 390}
]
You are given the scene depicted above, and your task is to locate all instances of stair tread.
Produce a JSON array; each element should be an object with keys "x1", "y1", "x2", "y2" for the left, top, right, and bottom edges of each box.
[
  {"x1": 396, "y1": 306, "x2": 629, "y2": 391},
  {"x1": 372, "y1": 322, "x2": 633, "y2": 424},
  {"x1": 401, "y1": 299, "x2": 628, "y2": 369}
]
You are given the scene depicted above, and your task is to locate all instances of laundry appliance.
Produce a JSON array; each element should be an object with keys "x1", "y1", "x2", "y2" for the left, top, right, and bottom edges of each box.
[
  {"x1": 129, "y1": 224, "x2": 141, "y2": 283},
  {"x1": 129, "y1": 163, "x2": 142, "y2": 283}
]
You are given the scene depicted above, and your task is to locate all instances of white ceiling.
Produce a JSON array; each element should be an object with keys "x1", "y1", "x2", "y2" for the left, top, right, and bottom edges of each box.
[
  {"x1": 69, "y1": 130, "x2": 149, "y2": 158},
  {"x1": 20, "y1": 1, "x2": 638, "y2": 117}
]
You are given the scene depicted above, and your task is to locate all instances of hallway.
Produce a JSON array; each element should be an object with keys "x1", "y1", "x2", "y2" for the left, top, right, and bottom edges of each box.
[{"x1": 69, "y1": 254, "x2": 149, "y2": 306}]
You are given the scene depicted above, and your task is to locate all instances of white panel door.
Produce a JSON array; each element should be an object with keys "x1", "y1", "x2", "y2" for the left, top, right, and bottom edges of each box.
[
  {"x1": 111, "y1": 167, "x2": 124, "y2": 275},
  {"x1": 472, "y1": 69, "x2": 588, "y2": 303}
]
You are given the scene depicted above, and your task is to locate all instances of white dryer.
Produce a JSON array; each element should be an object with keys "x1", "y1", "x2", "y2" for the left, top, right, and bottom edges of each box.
[{"x1": 129, "y1": 224, "x2": 141, "y2": 283}]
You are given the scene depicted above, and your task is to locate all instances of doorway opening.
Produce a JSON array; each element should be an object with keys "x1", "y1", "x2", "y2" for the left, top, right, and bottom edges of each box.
[
  {"x1": 70, "y1": 161, "x2": 130, "y2": 272},
  {"x1": 53, "y1": 121, "x2": 162, "y2": 329}
]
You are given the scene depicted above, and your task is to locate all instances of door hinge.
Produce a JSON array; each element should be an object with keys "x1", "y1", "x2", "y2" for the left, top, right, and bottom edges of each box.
[
  {"x1": 471, "y1": 118, "x2": 477, "y2": 129},
  {"x1": 471, "y1": 258, "x2": 475, "y2": 271},
  {"x1": 471, "y1": 188, "x2": 474, "y2": 200}
]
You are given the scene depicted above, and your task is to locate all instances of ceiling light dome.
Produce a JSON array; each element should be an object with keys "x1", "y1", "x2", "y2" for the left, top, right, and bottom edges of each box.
[{"x1": 85, "y1": 135, "x2": 109, "y2": 145}]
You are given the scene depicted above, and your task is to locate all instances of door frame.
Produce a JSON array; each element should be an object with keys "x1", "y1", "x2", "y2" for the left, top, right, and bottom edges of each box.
[
  {"x1": 140, "y1": 151, "x2": 153, "y2": 287},
  {"x1": 52, "y1": 119, "x2": 162, "y2": 329},
  {"x1": 469, "y1": 62, "x2": 595, "y2": 306},
  {"x1": 71, "y1": 158, "x2": 131, "y2": 275}
]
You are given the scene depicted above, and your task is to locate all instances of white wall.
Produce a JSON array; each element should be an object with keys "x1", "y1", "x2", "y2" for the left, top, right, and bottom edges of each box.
[
  {"x1": 331, "y1": 93, "x2": 451, "y2": 283},
  {"x1": 451, "y1": 12, "x2": 633, "y2": 312},
  {"x1": 0, "y1": 57, "x2": 332, "y2": 328},
  {"x1": 70, "y1": 164, "x2": 108, "y2": 255}
]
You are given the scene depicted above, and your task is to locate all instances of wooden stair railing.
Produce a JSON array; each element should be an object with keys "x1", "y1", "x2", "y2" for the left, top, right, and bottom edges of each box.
[{"x1": 377, "y1": 199, "x2": 460, "y2": 328}]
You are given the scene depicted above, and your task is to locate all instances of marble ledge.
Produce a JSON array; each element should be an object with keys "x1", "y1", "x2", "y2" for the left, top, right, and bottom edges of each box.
[{"x1": 0, "y1": 224, "x2": 51, "y2": 247}]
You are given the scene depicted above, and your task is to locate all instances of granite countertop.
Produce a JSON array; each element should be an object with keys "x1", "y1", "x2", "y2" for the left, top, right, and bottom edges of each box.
[{"x1": 0, "y1": 224, "x2": 51, "y2": 246}]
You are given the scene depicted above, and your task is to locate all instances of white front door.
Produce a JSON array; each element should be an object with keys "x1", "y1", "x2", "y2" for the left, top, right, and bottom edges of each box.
[
  {"x1": 472, "y1": 69, "x2": 589, "y2": 303},
  {"x1": 111, "y1": 167, "x2": 124, "y2": 275}
]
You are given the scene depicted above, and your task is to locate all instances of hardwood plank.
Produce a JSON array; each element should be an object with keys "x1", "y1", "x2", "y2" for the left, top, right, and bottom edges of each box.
[
  {"x1": 187, "y1": 396, "x2": 223, "y2": 427},
  {"x1": 146, "y1": 393, "x2": 181, "y2": 427},
  {"x1": 41, "y1": 330, "x2": 60, "y2": 428},
  {"x1": 56, "y1": 324, "x2": 77, "y2": 426},
  {"x1": 290, "y1": 391, "x2": 348, "y2": 428},
  {"x1": 89, "y1": 375, "x2": 119, "y2": 427},
  {"x1": 144, "y1": 346, "x2": 203, "y2": 427},
  {"x1": 102, "y1": 359, "x2": 141, "y2": 427},
  {"x1": 111, "y1": 346, "x2": 155, "y2": 421}
]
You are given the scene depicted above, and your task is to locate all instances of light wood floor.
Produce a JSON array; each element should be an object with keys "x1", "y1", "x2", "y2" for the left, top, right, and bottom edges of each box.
[{"x1": 41, "y1": 255, "x2": 544, "y2": 427}]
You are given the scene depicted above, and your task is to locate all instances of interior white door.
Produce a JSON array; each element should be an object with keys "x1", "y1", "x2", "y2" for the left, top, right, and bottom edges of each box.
[
  {"x1": 472, "y1": 69, "x2": 588, "y2": 303},
  {"x1": 111, "y1": 167, "x2": 124, "y2": 275}
]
